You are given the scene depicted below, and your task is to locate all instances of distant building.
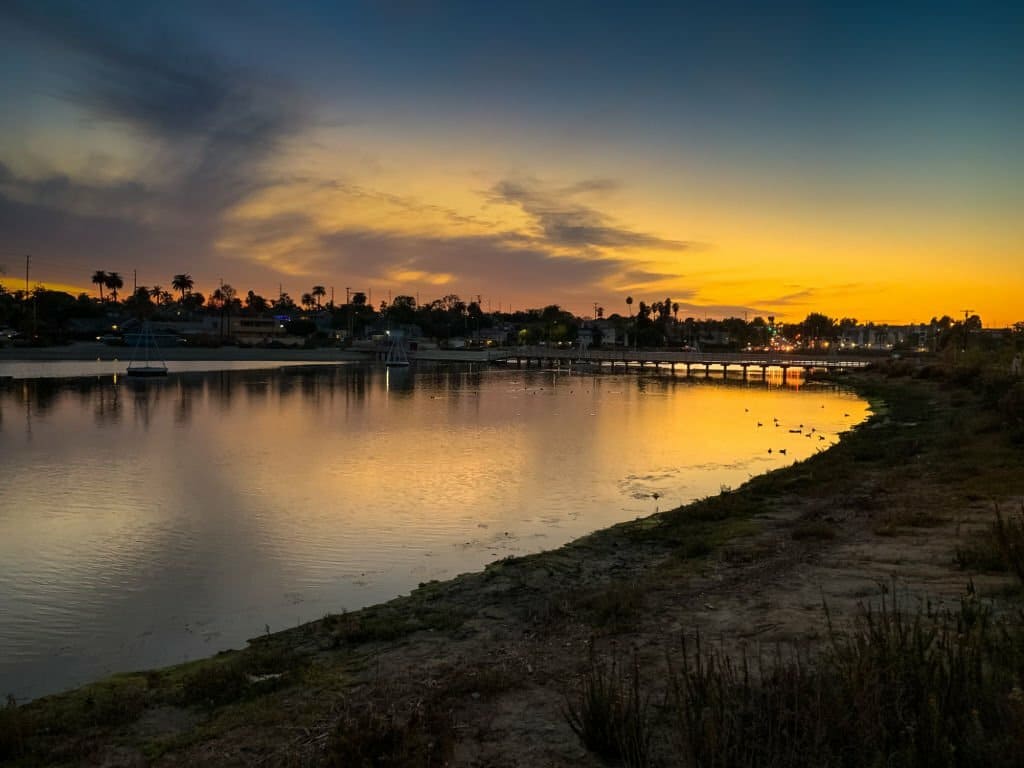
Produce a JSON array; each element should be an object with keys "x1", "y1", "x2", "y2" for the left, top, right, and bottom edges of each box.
[
  {"x1": 591, "y1": 319, "x2": 619, "y2": 347},
  {"x1": 478, "y1": 325, "x2": 513, "y2": 346},
  {"x1": 839, "y1": 323, "x2": 929, "y2": 350}
]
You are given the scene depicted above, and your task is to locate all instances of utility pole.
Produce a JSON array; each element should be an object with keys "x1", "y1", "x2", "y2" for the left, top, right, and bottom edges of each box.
[
  {"x1": 330, "y1": 286, "x2": 335, "y2": 307},
  {"x1": 344, "y1": 287, "x2": 353, "y2": 340},
  {"x1": 133, "y1": 269, "x2": 137, "y2": 294},
  {"x1": 960, "y1": 309, "x2": 974, "y2": 353},
  {"x1": 25, "y1": 253, "x2": 30, "y2": 296}
]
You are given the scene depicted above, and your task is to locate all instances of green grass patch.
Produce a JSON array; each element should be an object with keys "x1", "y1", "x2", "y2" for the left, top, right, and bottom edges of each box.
[
  {"x1": 574, "y1": 581, "x2": 646, "y2": 633},
  {"x1": 0, "y1": 675, "x2": 149, "y2": 763},
  {"x1": 326, "y1": 604, "x2": 467, "y2": 646}
]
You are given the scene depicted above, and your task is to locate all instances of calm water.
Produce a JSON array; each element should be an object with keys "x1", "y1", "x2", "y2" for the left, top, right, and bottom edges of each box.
[{"x1": 0, "y1": 364, "x2": 869, "y2": 699}]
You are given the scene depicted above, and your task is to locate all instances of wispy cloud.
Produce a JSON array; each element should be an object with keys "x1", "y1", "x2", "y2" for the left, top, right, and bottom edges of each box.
[{"x1": 489, "y1": 177, "x2": 691, "y2": 252}]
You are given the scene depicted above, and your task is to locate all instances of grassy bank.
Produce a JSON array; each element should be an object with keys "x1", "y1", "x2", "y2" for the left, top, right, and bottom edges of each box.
[{"x1": 2, "y1": 360, "x2": 1023, "y2": 766}]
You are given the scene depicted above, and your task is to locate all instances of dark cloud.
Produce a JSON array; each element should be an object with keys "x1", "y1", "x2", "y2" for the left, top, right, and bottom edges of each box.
[
  {"x1": 0, "y1": 162, "x2": 150, "y2": 218},
  {"x1": 313, "y1": 227, "x2": 628, "y2": 304},
  {"x1": 0, "y1": 184, "x2": 283, "y2": 292},
  {"x1": 3, "y1": 2, "x2": 306, "y2": 217},
  {"x1": 490, "y1": 178, "x2": 691, "y2": 251}
]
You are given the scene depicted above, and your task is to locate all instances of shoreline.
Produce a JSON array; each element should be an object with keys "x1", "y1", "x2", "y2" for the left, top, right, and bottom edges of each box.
[
  {"x1": 0, "y1": 341, "x2": 368, "y2": 364},
  {"x1": 3, "y1": 365, "x2": 1023, "y2": 765}
]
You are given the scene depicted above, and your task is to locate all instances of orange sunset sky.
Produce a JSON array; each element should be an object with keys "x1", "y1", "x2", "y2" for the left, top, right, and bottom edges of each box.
[{"x1": 1, "y1": 2, "x2": 1021, "y2": 326}]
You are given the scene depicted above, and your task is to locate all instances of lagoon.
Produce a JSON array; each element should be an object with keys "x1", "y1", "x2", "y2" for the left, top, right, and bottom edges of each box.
[{"x1": 0, "y1": 364, "x2": 868, "y2": 700}]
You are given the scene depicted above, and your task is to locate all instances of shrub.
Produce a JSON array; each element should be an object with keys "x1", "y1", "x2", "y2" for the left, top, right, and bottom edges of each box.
[
  {"x1": 668, "y1": 591, "x2": 1024, "y2": 768},
  {"x1": 564, "y1": 645, "x2": 652, "y2": 767}
]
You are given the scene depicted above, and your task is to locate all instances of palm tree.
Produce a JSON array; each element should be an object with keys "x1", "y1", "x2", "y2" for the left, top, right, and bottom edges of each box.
[
  {"x1": 105, "y1": 272, "x2": 124, "y2": 303},
  {"x1": 171, "y1": 273, "x2": 194, "y2": 301},
  {"x1": 301, "y1": 292, "x2": 314, "y2": 311},
  {"x1": 311, "y1": 285, "x2": 326, "y2": 310},
  {"x1": 245, "y1": 290, "x2": 266, "y2": 313},
  {"x1": 150, "y1": 285, "x2": 163, "y2": 301},
  {"x1": 91, "y1": 270, "x2": 108, "y2": 301}
]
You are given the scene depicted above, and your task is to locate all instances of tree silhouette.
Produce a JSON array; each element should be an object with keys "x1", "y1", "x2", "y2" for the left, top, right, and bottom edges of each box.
[
  {"x1": 273, "y1": 293, "x2": 296, "y2": 313},
  {"x1": 311, "y1": 285, "x2": 326, "y2": 309},
  {"x1": 91, "y1": 270, "x2": 108, "y2": 301},
  {"x1": 211, "y1": 284, "x2": 237, "y2": 337},
  {"x1": 245, "y1": 290, "x2": 268, "y2": 313},
  {"x1": 104, "y1": 272, "x2": 123, "y2": 303},
  {"x1": 171, "y1": 273, "x2": 194, "y2": 301}
]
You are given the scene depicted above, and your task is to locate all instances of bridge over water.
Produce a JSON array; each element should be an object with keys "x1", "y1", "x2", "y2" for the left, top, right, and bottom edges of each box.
[
  {"x1": 490, "y1": 347, "x2": 872, "y2": 378},
  {"x1": 395, "y1": 345, "x2": 875, "y2": 378}
]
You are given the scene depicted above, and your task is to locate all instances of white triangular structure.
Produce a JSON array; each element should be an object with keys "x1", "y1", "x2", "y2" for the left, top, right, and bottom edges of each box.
[
  {"x1": 126, "y1": 321, "x2": 169, "y2": 377},
  {"x1": 384, "y1": 332, "x2": 410, "y2": 367}
]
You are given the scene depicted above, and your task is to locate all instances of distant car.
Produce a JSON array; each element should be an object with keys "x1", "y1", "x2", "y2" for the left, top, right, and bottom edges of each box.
[{"x1": 97, "y1": 334, "x2": 124, "y2": 345}]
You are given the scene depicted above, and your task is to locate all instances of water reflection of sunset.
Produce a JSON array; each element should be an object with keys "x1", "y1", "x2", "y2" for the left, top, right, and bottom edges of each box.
[{"x1": 0, "y1": 366, "x2": 867, "y2": 698}]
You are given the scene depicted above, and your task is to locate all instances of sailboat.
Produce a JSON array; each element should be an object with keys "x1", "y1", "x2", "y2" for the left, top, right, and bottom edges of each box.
[{"x1": 126, "y1": 321, "x2": 169, "y2": 378}]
